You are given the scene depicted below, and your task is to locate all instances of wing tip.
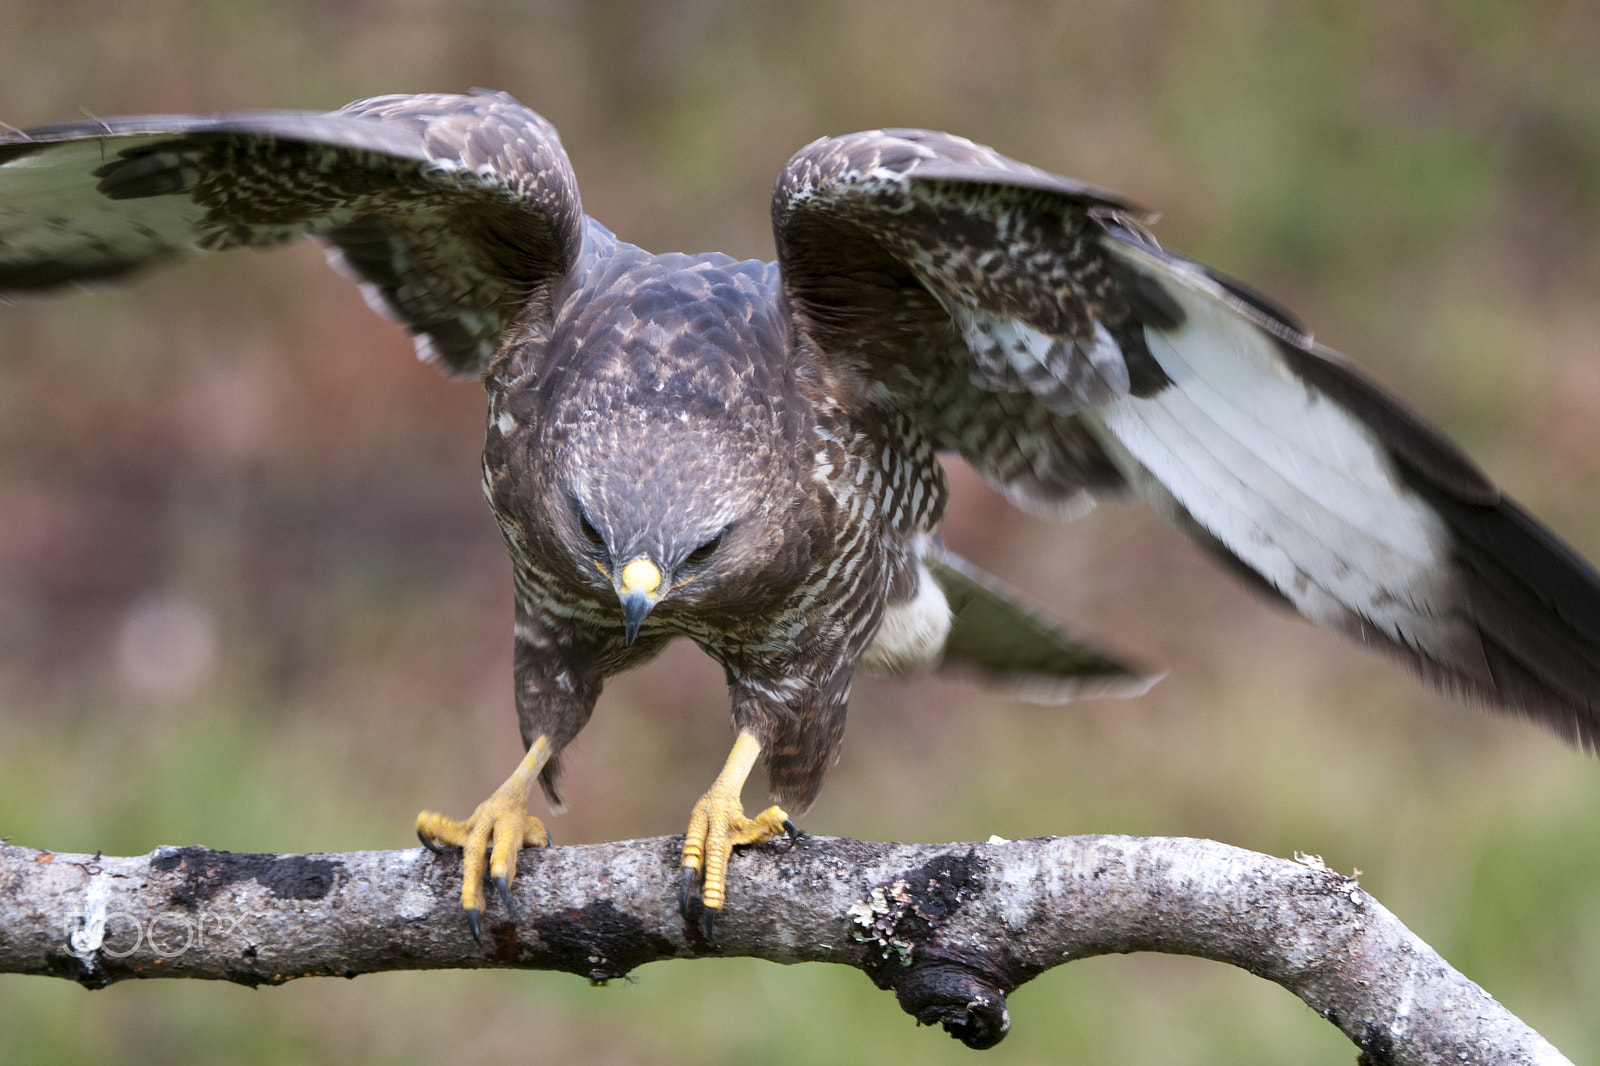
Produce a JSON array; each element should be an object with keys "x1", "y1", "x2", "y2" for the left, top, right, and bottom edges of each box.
[{"x1": 942, "y1": 666, "x2": 1163, "y2": 706}]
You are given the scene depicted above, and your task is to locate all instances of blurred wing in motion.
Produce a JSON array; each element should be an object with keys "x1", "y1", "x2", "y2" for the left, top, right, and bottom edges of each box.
[
  {"x1": 774, "y1": 129, "x2": 1600, "y2": 749},
  {"x1": 925, "y1": 545, "x2": 1155, "y2": 703},
  {"x1": 0, "y1": 90, "x2": 583, "y2": 376}
]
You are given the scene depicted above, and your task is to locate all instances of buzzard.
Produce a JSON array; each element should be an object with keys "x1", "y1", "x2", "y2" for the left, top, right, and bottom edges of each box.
[{"x1": 3, "y1": 90, "x2": 1598, "y2": 938}]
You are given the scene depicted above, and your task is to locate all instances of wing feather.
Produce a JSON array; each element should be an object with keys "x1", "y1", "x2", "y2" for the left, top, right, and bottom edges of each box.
[
  {"x1": 0, "y1": 90, "x2": 582, "y2": 376},
  {"x1": 774, "y1": 130, "x2": 1139, "y2": 515},
  {"x1": 773, "y1": 128, "x2": 1600, "y2": 747}
]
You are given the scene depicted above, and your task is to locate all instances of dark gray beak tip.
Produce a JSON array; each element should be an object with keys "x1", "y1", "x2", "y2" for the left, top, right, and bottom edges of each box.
[{"x1": 621, "y1": 589, "x2": 654, "y2": 646}]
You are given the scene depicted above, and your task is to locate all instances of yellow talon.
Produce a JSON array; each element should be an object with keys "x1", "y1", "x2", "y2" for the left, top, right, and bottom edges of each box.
[
  {"x1": 680, "y1": 731, "x2": 790, "y2": 932},
  {"x1": 416, "y1": 735, "x2": 553, "y2": 940}
]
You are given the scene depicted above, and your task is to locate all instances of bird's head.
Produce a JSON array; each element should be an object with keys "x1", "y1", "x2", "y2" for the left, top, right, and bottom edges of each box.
[
  {"x1": 553, "y1": 412, "x2": 799, "y2": 642},
  {"x1": 529, "y1": 354, "x2": 805, "y2": 644},
  {"x1": 561, "y1": 466, "x2": 739, "y2": 644}
]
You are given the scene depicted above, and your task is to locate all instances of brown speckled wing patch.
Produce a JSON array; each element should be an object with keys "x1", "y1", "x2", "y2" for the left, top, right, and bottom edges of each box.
[{"x1": 0, "y1": 90, "x2": 581, "y2": 376}]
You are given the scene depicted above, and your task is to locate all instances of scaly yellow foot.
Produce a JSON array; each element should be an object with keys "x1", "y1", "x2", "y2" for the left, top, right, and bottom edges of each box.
[
  {"x1": 680, "y1": 732, "x2": 800, "y2": 937},
  {"x1": 416, "y1": 735, "x2": 553, "y2": 943}
]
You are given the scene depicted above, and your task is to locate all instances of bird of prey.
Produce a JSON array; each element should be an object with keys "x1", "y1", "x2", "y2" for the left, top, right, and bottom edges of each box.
[{"x1": 3, "y1": 90, "x2": 1598, "y2": 938}]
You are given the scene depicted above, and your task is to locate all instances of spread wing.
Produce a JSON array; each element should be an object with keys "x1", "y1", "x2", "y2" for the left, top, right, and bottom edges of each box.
[
  {"x1": 773, "y1": 129, "x2": 1600, "y2": 748},
  {"x1": 0, "y1": 89, "x2": 582, "y2": 376}
]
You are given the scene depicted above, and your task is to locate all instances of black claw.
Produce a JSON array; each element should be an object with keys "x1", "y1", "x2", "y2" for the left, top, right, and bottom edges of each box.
[
  {"x1": 700, "y1": 904, "x2": 717, "y2": 941},
  {"x1": 465, "y1": 908, "x2": 482, "y2": 946},
  {"x1": 678, "y1": 867, "x2": 697, "y2": 918},
  {"x1": 417, "y1": 829, "x2": 443, "y2": 855},
  {"x1": 494, "y1": 874, "x2": 518, "y2": 922},
  {"x1": 782, "y1": 818, "x2": 803, "y2": 843}
]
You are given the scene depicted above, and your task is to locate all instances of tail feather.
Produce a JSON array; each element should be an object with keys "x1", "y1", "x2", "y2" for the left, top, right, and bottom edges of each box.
[{"x1": 925, "y1": 547, "x2": 1154, "y2": 703}]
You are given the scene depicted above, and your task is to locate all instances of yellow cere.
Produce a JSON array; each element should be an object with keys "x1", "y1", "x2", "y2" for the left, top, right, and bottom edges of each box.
[{"x1": 620, "y1": 557, "x2": 663, "y2": 595}]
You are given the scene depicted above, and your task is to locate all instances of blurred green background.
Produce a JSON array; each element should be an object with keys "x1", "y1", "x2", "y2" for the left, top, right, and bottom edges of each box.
[{"x1": 2, "y1": 1, "x2": 1598, "y2": 1062}]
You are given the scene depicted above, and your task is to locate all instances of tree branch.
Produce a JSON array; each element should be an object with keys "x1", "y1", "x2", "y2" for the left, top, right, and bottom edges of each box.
[{"x1": 0, "y1": 834, "x2": 1569, "y2": 1062}]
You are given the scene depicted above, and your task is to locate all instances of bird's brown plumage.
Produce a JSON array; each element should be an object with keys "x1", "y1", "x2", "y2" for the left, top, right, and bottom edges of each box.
[{"x1": 4, "y1": 90, "x2": 1599, "y2": 929}]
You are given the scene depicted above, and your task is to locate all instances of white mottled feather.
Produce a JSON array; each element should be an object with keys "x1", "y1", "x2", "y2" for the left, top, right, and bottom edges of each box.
[
  {"x1": 860, "y1": 559, "x2": 952, "y2": 673},
  {"x1": 951, "y1": 304, "x2": 1130, "y2": 414}
]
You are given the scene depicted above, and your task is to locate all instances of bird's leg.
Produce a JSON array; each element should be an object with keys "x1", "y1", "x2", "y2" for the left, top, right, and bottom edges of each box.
[
  {"x1": 416, "y1": 734, "x2": 553, "y2": 943},
  {"x1": 680, "y1": 730, "x2": 797, "y2": 936}
]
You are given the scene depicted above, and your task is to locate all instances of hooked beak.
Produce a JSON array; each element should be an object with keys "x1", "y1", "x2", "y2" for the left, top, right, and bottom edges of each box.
[{"x1": 617, "y1": 556, "x2": 664, "y2": 645}]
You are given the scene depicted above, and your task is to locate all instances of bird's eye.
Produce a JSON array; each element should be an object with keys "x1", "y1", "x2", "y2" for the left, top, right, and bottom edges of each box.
[
  {"x1": 684, "y1": 531, "x2": 724, "y2": 566},
  {"x1": 577, "y1": 511, "x2": 606, "y2": 551}
]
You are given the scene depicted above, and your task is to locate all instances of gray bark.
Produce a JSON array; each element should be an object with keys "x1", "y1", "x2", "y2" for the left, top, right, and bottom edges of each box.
[{"x1": 0, "y1": 834, "x2": 1569, "y2": 1062}]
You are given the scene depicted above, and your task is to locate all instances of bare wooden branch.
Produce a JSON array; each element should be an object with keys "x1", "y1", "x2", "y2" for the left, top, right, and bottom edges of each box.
[{"x1": 0, "y1": 834, "x2": 1569, "y2": 1062}]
